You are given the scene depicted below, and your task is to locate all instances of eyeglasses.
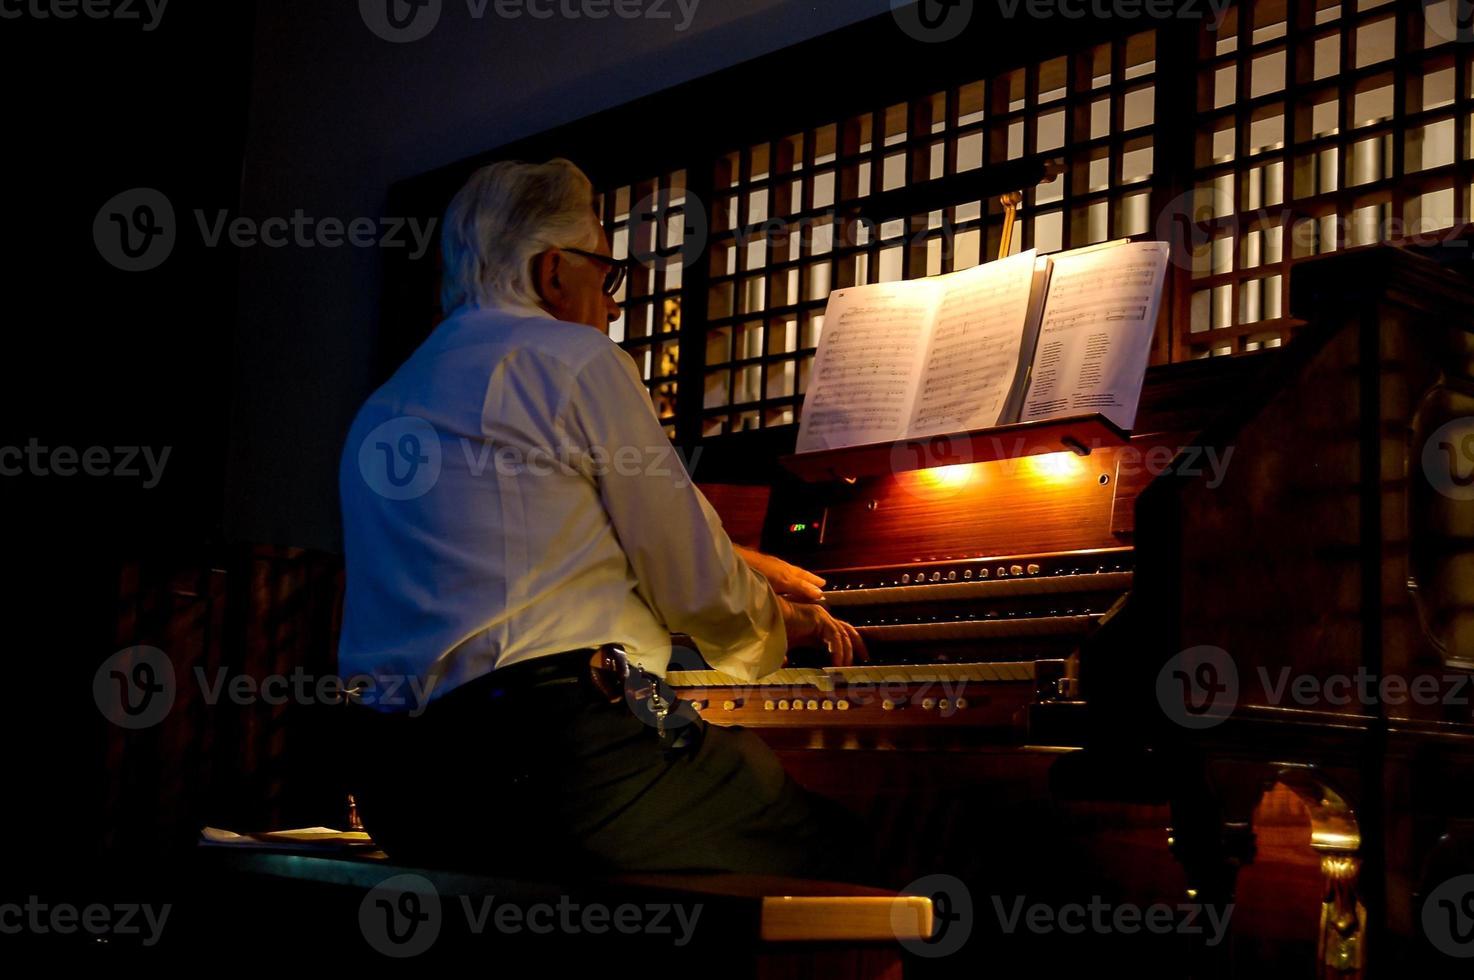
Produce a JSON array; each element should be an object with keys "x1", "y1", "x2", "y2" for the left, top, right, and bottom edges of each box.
[{"x1": 559, "y1": 246, "x2": 627, "y2": 297}]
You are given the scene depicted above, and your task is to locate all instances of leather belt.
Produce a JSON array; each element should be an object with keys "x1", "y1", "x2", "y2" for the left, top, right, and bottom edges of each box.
[
  {"x1": 475, "y1": 644, "x2": 632, "y2": 704},
  {"x1": 430, "y1": 644, "x2": 703, "y2": 760},
  {"x1": 490, "y1": 647, "x2": 607, "y2": 687},
  {"x1": 496, "y1": 645, "x2": 697, "y2": 753}
]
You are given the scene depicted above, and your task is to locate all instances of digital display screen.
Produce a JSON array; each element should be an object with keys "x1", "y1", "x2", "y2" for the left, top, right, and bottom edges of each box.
[{"x1": 781, "y1": 511, "x2": 825, "y2": 548}]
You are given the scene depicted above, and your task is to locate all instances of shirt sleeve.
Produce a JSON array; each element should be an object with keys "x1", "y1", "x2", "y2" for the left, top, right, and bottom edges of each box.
[{"x1": 563, "y1": 341, "x2": 787, "y2": 681}]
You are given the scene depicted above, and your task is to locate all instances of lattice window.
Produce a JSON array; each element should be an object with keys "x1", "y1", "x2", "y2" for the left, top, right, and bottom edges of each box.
[
  {"x1": 699, "y1": 31, "x2": 1159, "y2": 434},
  {"x1": 1182, "y1": 0, "x2": 1473, "y2": 357},
  {"x1": 595, "y1": 171, "x2": 688, "y2": 438},
  {"x1": 575, "y1": 2, "x2": 1474, "y2": 440},
  {"x1": 1000, "y1": 33, "x2": 1159, "y2": 260},
  {"x1": 701, "y1": 131, "x2": 836, "y2": 436}
]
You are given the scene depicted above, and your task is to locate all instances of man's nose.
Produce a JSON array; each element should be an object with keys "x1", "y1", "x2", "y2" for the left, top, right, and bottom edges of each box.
[{"x1": 604, "y1": 294, "x2": 620, "y2": 322}]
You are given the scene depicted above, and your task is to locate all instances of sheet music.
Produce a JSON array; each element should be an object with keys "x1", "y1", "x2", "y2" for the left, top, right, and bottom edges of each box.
[
  {"x1": 794, "y1": 280, "x2": 938, "y2": 452},
  {"x1": 1020, "y1": 241, "x2": 1169, "y2": 430},
  {"x1": 907, "y1": 250, "x2": 1039, "y2": 437}
]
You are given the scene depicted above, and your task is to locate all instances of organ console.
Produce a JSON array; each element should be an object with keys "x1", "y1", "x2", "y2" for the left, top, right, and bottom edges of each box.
[{"x1": 673, "y1": 240, "x2": 1474, "y2": 976}]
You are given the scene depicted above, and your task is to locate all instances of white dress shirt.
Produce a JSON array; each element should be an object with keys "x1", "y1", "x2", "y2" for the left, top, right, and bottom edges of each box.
[{"x1": 337, "y1": 299, "x2": 786, "y2": 711}]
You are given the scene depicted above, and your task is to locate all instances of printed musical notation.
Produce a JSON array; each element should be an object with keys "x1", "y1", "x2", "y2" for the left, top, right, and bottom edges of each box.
[
  {"x1": 908, "y1": 252, "x2": 1038, "y2": 436},
  {"x1": 797, "y1": 283, "x2": 934, "y2": 449},
  {"x1": 794, "y1": 241, "x2": 1168, "y2": 453},
  {"x1": 1020, "y1": 241, "x2": 1169, "y2": 430}
]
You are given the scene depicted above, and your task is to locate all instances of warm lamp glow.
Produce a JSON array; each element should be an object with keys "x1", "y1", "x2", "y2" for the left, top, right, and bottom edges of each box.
[
  {"x1": 1025, "y1": 451, "x2": 1086, "y2": 480},
  {"x1": 1311, "y1": 831, "x2": 1362, "y2": 851},
  {"x1": 915, "y1": 463, "x2": 982, "y2": 489}
]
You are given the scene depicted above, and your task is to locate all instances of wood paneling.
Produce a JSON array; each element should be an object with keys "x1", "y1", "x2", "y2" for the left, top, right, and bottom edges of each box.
[{"x1": 104, "y1": 547, "x2": 346, "y2": 855}]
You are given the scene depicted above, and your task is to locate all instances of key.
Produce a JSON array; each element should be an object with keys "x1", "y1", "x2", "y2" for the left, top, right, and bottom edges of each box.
[{"x1": 649, "y1": 686, "x2": 668, "y2": 741}]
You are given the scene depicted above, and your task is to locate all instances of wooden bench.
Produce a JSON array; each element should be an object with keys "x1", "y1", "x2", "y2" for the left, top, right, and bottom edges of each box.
[{"x1": 192, "y1": 848, "x2": 933, "y2": 977}]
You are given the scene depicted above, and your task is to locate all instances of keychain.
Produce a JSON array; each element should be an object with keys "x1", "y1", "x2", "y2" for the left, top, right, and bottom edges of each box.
[{"x1": 628, "y1": 660, "x2": 671, "y2": 742}]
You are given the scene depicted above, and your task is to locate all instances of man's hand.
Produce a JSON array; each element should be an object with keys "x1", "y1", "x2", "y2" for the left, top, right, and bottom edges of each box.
[
  {"x1": 733, "y1": 545, "x2": 826, "y2": 603},
  {"x1": 776, "y1": 595, "x2": 868, "y2": 667}
]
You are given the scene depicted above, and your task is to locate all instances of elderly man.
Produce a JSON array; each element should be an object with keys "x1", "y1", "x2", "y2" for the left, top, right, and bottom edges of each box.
[{"x1": 339, "y1": 158, "x2": 876, "y2": 883}]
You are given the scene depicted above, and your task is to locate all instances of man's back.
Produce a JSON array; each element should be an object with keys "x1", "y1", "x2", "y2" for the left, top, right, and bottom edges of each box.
[{"x1": 338, "y1": 304, "x2": 784, "y2": 712}]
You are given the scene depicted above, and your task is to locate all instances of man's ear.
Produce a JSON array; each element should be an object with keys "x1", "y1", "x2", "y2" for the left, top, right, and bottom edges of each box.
[{"x1": 531, "y1": 249, "x2": 562, "y2": 306}]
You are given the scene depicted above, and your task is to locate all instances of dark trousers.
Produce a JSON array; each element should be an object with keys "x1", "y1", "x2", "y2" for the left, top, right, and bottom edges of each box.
[{"x1": 345, "y1": 652, "x2": 884, "y2": 886}]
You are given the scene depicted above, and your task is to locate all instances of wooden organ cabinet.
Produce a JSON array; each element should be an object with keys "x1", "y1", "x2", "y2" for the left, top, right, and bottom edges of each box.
[{"x1": 676, "y1": 242, "x2": 1474, "y2": 977}]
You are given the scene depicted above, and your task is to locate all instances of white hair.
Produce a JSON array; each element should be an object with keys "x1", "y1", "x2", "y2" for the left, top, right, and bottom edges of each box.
[{"x1": 439, "y1": 158, "x2": 601, "y2": 314}]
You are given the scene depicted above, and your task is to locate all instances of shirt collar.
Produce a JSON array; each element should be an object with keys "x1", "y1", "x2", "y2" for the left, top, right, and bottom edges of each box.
[
  {"x1": 445, "y1": 296, "x2": 554, "y2": 323},
  {"x1": 480, "y1": 295, "x2": 553, "y2": 321}
]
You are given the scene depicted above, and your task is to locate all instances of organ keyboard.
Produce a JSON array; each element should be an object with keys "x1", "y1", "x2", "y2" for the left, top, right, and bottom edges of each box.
[
  {"x1": 823, "y1": 551, "x2": 1130, "y2": 650},
  {"x1": 668, "y1": 661, "x2": 1038, "y2": 690},
  {"x1": 669, "y1": 548, "x2": 1128, "y2": 740},
  {"x1": 672, "y1": 242, "x2": 1474, "y2": 976}
]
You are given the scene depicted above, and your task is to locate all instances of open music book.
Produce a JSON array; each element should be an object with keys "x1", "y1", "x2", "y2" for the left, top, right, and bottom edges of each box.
[{"x1": 794, "y1": 240, "x2": 1170, "y2": 453}]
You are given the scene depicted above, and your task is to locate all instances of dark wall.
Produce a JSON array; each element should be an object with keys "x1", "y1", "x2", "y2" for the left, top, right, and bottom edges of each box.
[
  {"x1": 223, "y1": 0, "x2": 895, "y2": 552},
  {"x1": 2, "y1": 2, "x2": 256, "y2": 898}
]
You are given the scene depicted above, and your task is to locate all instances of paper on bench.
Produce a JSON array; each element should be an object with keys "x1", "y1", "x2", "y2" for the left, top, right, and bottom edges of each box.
[{"x1": 201, "y1": 826, "x2": 375, "y2": 847}]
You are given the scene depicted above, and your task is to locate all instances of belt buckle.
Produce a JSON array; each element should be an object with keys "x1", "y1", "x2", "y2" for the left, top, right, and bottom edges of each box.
[
  {"x1": 592, "y1": 646, "x2": 690, "y2": 751},
  {"x1": 590, "y1": 644, "x2": 629, "y2": 703}
]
